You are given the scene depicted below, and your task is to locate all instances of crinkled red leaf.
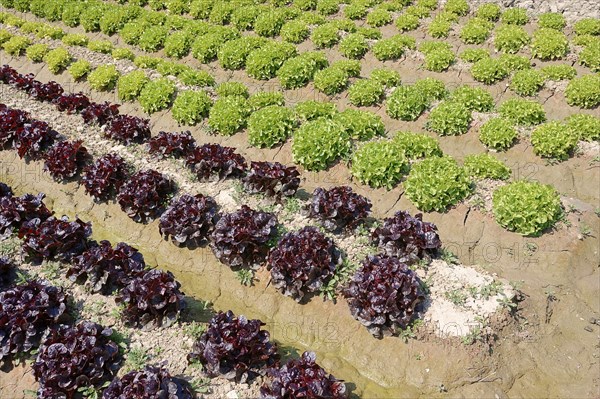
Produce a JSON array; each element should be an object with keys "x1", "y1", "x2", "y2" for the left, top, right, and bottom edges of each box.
[
  {"x1": 267, "y1": 226, "x2": 341, "y2": 301},
  {"x1": 102, "y1": 365, "x2": 193, "y2": 399},
  {"x1": 117, "y1": 170, "x2": 174, "y2": 222},
  {"x1": 210, "y1": 205, "x2": 277, "y2": 268},
  {"x1": 185, "y1": 143, "x2": 247, "y2": 181},
  {"x1": 159, "y1": 194, "x2": 218, "y2": 247},
  {"x1": 187, "y1": 310, "x2": 279, "y2": 382},
  {"x1": 371, "y1": 210, "x2": 441, "y2": 264},
  {"x1": 260, "y1": 351, "x2": 347, "y2": 399},
  {"x1": 0, "y1": 280, "x2": 69, "y2": 364},
  {"x1": 242, "y1": 161, "x2": 300, "y2": 200},
  {"x1": 82, "y1": 154, "x2": 129, "y2": 201},
  {"x1": 116, "y1": 269, "x2": 185, "y2": 329},
  {"x1": 32, "y1": 321, "x2": 120, "y2": 398},
  {"x1": 343, "y1": 255, "x2": 424, "y2": 338},
  {"x1": 307, "y1": 186, "x2": 372, "y2": 232},
  {"x1": 148, "y1": 131, "x2": 196, "y2": 159},
  {"x1": 43, "y1": 140, "x2": 90, "y2": 180}
]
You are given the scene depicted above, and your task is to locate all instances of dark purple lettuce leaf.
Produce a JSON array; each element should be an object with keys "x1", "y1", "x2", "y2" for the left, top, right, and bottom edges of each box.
[
  {"x1": 242, "y1": 161, "x2": 300, "y2": 200},
  {"x1": 267, "y1": 226, "x2": 341, "y2": 302},
  {"x1": 0, "y1": 193, "x2": 53, "y2": 237},
  {"x1": 371, "y1": 211, "x2": 441, "y2": 264},
  {"x1": 106, "y1": 114, "x2": 151, "y2": 144},
  {"x1": 43, "y1": 140, "x2": 90, "y2": 181},
  {"x1": 343, "y1": 255, "x2": 424, "y2": 338},
  {"x1": 32, "y1": 321, "x2": 120, "y2": 398},
  {"x1": 14, "y1": 120, "x2": 57, "y2": 159},
  {"x1": 159, "y1": 194, "x2": 218, "y2": 247},
  {"x1": 18, "y1": 216, "x2": 92, "y2": 262},
  {"x1": 148, "y1": 131, "x2": 196, "y2": 159},
  {"x1": 307, "y1": 186, "x2": 372, "y2": 232},
  {"x1": 116, "y1": 269, "x2": 185, "y2": 329},
  {"x1": 260, "y1": 351, "x2": 347, "y2": 399},
  {"x1": 0, "y1": 65, "x2": 19, "y2": 84},
  {"x1": 82, "y1": 154, "x2": 129, "y2": 201},
  {"x1": 0, "y1": 257, "x2": 14, "y2": 287},
  {"x1": 0, "y1": 280, "x2": 69, "y2": 364},
  {"x1": 28, "y1": 80, "x2": 64, "y2": 102},
  {"x1": 117, "y1": 170, "x2": 174, "y2": 223},
  {"x1": 67, "y1": 240, "x2": 146, "y2": 294},
  {"x1": 210, "y1": 205, "x2": 277, "y2": 268},
  {"x1": 0, "y1": 182, "x2": 13, "y2": 198},
  {"x1": 8, "y1": 72, "x2": 35, "y2": 91},
  {"x1": 187, "y1": 310, "x2": 279, "y2": 382},
  {"x1": 102, "y1": 365, "x2": 193, "y2": 399},
  {"x1": 0, "y1": 105, "x2": 30, "y2": 148},
  {"x1": 54, "y1": 92, "x2": 91, "y2": 114},
  {"x1": 185, "y1": 143, "x2": 247, "y2": 181},
  {"x1": 81, "y1": 102, "x2": 120, "y2": 126}
]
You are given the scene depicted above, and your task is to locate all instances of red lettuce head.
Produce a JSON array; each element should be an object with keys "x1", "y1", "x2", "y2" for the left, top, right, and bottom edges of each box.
[
  {"x1": 187, "y1": 310, "x2": 279, "y2": 382},
  {"x1": 210, "y1": 205, "x2": 277, "y2": 268},
  {"x1": 117, "y1": 170, "x2": 174, "y2": 223},
  {"x1": 102, "y1": 365, "x2": 193, "y2": 399},
  {"x1": 53, "y1": 92, "x2": 91, "y2": 114},
  {"x1": 343, "y1": 255, "x2": 424, "y2": 338},
  {"x1": 371, "y1": 210, "x2": 441, "y2": 264},
  {"x1": 267, "y1": 226, "x2": 341, "y2": 302},
  {"x1": 242, "y1": 161, "x2": 300, "y2": 200},
  {"x1": 106, "y1": 115, "x2": 151, "y2": 144},
  {"x1": 14, "y1": 120, "x2": 56, "y2": 159},
  {"x1": 260, "y1": 352, "x2": 347, "y2": 399},
  {"x1": 67, "y1": 240, "x2": 146, "y2": 294},
  {"x1": 159, "y1": 194, "x2": 218, "y2": 247},
  {"x1": 81, "y1": 102, "x2": 120, "y2": 125},
  {"x1": 307, "y1": 186, "x2": 372, "y2": 232},
  {"x1": 148, "y1": 131, "x2": 196, "y2": 159},
  {"x1": 0, "y1": 193, "x2": 53, "y2": 237},
  {"x1": 185, "y1": 143, "x2": 247, "y2": 181},
  {"x1": 28, "y1": 80, "x2": 64, "y2": 102},
  {"x1": 82, "y1": 154, "x2": 129, "y2": 201},
  {"x1": 0, "y1": 105, "x2": 29, "y2": 148},
  {"x1": 43, "y1": 140, "x2": 90, "y2": 181},
  {"x1": 116, "y1": 269, "x2": 185, "y2": 329},
  {"x1": 18, "y1": 216, "x2": 92, "y2": 263},
  {"x1": 32, "y1": 321, "x2": 121, "y2": 398}
]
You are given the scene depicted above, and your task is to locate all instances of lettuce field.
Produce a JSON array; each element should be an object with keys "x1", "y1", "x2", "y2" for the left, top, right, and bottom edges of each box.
[{"x1": 0, "y1": 0, "x2": 598, "y2": 398}]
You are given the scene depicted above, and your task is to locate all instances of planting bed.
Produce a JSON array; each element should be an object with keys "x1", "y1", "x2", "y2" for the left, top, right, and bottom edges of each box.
[{"x1": 0, "y1": 0, "x2": 598, "y2": 398}]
